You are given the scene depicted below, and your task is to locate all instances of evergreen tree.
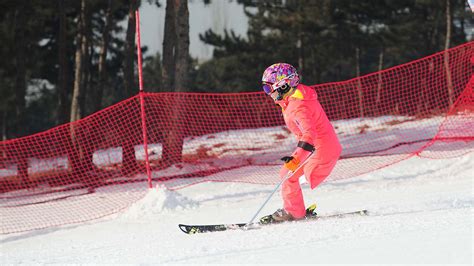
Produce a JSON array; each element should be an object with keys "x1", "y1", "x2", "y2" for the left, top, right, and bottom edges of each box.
[
  {"x1": 0, "y1": 0, "x2": 133, "y2": 139},
  {"x1": 195, "y1": 0, "x2": 471, "y2": 93}
]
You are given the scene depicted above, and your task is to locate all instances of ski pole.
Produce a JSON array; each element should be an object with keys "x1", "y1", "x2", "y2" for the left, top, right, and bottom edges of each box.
[{"x1": 246, "y1": 152, "x2": 314, "y2": 226}]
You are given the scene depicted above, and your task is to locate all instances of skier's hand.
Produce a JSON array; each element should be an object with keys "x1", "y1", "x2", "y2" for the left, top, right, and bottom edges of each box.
[{"x1": 281, "y1": 156, "x2": 300, "y2": 172}]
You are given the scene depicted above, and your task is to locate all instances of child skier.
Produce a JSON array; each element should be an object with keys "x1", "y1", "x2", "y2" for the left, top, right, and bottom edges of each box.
[{"x1": 261, "y1": 63, "x2": 342, "y2": 222}]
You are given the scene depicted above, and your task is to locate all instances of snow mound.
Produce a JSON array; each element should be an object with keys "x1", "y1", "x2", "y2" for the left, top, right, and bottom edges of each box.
[{"x1": 120, "y1": 185, "x2": 199, "y2": 219}]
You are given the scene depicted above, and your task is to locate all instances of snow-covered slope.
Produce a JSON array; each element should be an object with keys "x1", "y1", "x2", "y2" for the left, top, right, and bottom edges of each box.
[{"x1": 1, "y1": 153, "x2": 472, "y2": 264}]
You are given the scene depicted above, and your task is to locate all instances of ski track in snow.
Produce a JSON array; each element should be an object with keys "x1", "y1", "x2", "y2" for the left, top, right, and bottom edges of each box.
[{"x1": 1, "y1": 153, "x2": 473, "y2": 264}]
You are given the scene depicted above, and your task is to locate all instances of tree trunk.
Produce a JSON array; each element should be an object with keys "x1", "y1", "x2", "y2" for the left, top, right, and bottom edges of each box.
[
  {"x1": 174, "y1": 0, "x2": 189, "y2": 92},
  {"x1": 69, "y1": 0, "x2": 95, "y2": 185},
  {"x1": 1, "y1": 110, "x2": 5, "y2": 172},
  {"x1": 161, "y1": 0, "x2": 189, "y2": 168},
  {"x1": 162, "y1": 0, "x2": 176, "y2": 91},
  {"x1": 13, "y1": 3, "x2": 29, "y2": 186},
  {"x1": 13, "y1": 8, "x2": 27, "y2": 138},
  {"x1": 57, "y1": 0, "x2": 69, "y2": 125},
  {"x1": 1, "y1": 110, "x2": 6, "y2": 141},
  {"x1": 94, "y1": 0, "x2": 113, "y2": 113},
  {"x1": 161, "y1": 0, "x2": 177, "y2": 168},
  {"x1": 297, "y1": 34, "x2": 303, "y2": 80},
  {"x1": 70, "y1": 0, "x2": 87, "y2": 123},
  {"x1": 122, "y1": 0, "x2": 140, "y2": 175},
  {"x1": 417, "y1": 59, "x2": 430, "y2": 116},
  {"x1": 123, "y1": 0, "x2": 138, "y2": 98},
  {"x1": 355, "y1": 47, "x2": 364, "y2": 118},
  {"x1": 296, "y1": 3, "x2": 303, "y2": 79},
  {"x1": 80, "y1": 13, "x2": 93, "y2": 117},
  {"x1": 444, "y1": 0, "x2": 454, "y2": 107},
  {"x1": 428, "y1": 8, "x2": 441, "y2": 53},
  {"x1": 459, "y1": 0, "x2": 466, "y2": 40},
  {"x1": 375, "y1": 48, "x2": 384, "y2": 115}
]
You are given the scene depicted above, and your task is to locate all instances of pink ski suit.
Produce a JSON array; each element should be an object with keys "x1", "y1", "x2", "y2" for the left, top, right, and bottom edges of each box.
[{"x1": 278, "y1": 83, "x2": 342, "y2": 219}]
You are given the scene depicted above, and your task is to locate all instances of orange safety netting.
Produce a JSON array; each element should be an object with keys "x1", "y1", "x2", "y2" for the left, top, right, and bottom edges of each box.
[{"x1": 0, "y1": 42, "x2": 473, "y2": 234}]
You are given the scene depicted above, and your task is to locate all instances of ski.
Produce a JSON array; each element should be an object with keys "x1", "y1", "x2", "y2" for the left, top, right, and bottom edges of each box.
[{"x1": 178, "y1": 204, "x2": 368, "y2": 234}]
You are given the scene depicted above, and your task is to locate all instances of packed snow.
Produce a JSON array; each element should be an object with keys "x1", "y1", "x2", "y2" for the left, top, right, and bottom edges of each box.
[{"x1": 1, "y1": 151, "x2": 472, "y2": 264}]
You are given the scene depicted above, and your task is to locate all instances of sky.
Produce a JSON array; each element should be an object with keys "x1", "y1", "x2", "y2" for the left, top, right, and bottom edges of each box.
[{"x1": 139, "y1": 0, "x2": 249, "y2": 62}]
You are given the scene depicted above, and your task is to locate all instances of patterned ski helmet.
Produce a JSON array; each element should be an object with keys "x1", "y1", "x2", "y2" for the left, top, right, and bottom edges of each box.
[{"x1": 261, "y1": 63, "x2": 300, "y2": 95}]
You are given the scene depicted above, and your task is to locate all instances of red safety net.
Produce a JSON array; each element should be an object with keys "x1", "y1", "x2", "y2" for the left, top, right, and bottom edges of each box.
[{"x1": 1, "y1": 42, "x2": 473, "y2": 234}]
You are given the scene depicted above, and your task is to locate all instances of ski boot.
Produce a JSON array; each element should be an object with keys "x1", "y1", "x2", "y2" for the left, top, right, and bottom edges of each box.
[{"x1": 258, "y1": 208, "x2": 293, "y2": 224}]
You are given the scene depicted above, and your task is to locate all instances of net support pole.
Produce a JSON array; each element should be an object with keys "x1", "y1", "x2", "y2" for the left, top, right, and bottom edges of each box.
[{"x1": 135, "y1": 10, "x2": 152, "y2": 188}]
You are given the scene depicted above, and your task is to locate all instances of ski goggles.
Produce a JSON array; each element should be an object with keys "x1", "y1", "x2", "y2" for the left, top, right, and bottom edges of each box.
[
  {"x1": 262, "y1": 82, "x2": 274, "y2": 95},
  {"x1": 262, "y1": 80, "x2": 291, "y2": 95},
  {"x1": 262, "y1": 73, "x2": 295, "y2": 95}
]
